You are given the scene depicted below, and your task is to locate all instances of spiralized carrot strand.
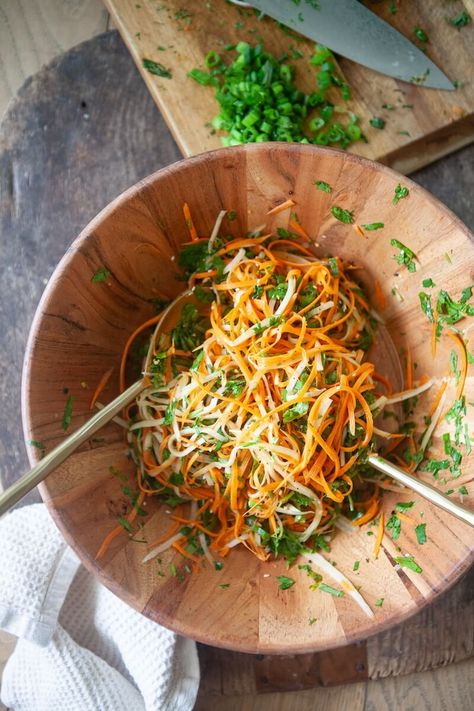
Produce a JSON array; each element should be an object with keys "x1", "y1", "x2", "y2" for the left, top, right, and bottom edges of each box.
[
  {"x1": 288, "y1": 219, "x2": 309, "y2": 239},
  {"x1": 95, "y1": 524, "x2": 123, "y2": 560},
  {"x1": 183, "y1": 202, "x2": 199, "y2": 241},
  {"x1": 119, "y1": 313, "x2": 163, "y2": 392},
  {"x1": 429, "y1": 380, "x2": 448, "y2": 418},
  {"x1": 267, "y1": 198, "x2": 296, "y2": 215},
  {"x1": 373, "y1": 280, "x2": 386, "y2": 311},
  {"x1": 90, "y1": 368, "x2": 114, "y2": 410},
  {"x1": 373, "y1": 512, "x2": 384, "y2": 559}
]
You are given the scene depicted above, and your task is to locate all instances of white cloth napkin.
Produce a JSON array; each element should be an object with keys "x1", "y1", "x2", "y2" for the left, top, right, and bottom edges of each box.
[{"x1": 0, "y1": 504, "x2": 200, "y2": 711}]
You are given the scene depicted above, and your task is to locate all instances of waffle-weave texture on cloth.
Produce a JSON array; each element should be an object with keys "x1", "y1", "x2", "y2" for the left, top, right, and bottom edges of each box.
[{"x1": 0, "y1": 504, "x2": 200, "y2": 710}]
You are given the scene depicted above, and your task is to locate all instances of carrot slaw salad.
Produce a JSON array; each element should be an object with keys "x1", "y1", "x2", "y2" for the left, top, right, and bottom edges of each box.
[{"x1": 93, "y1": 199, "x2": 473, "y2": 614}]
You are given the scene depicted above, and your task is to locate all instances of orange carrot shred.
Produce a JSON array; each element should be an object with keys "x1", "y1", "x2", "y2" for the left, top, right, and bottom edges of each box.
[
  {"x1": 373, "y1": 511, "x2": 384, "y2": 559},
  {"x1": 90, "y1": 367, "x2": 114, "y2": 410}
]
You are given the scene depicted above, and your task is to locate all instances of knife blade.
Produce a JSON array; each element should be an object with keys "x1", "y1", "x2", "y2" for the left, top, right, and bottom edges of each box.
[{"x1": 242, "y1": 0, "x2": 454, "y2": 90}]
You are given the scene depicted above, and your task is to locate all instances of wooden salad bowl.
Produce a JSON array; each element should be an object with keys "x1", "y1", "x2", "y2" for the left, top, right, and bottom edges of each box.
[{"x1": 23, "y1": 144, "x2": 474, "y2": 654}]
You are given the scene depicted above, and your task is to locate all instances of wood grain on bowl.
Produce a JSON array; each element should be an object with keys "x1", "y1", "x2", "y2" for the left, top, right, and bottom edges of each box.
[{"x1": 23, "y1": 144, "x2": 474, "y2": 653}]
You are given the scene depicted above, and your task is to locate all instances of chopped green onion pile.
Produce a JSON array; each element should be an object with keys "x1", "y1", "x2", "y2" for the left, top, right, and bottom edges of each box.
[{"x1": 189, "y1": 42, "x2": 362, "y2": 149}]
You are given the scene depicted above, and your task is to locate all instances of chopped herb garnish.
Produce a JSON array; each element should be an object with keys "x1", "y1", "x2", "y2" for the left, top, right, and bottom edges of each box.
[
  {"x1": 419, "y1": 292, "x2": 434, "y2": 322},
  {"x1": 277, "y1": 575, "x2": 295, "y2": 590},
  {"x1": 194, "y1": 285, "x2": 214, "y2": 304},
  {"x1": 219, "y1": 583, "x2": 230, "y2": 589},
  {"x1": 413, "y1": 27, "x2": 429, "y2": 42},
  {"x1": 91, "y1": 267, "x2": 110, "y2": 283},
  {"x1": 164, "y1": 399, "x2": 178, "y2": 425},
  {"x1": 449, "y1": 11, "x2": 471, "y2": 29},
  {"x1": 392, "y1": 184, "x2": 409, "y2": 205},
  {"x1": 61, "y1": 395, "x2": 74, "y2": 431},
  {"x1": 415, "y1": 523, "x2": 427, "y2": 545},
  {"x1": 328, "y1": 257, "x2": 339, "y2": 277},
  {"x1": 395, "y1": 555, "x2": 423, "y2": 573},
  {"x1": 369, "y1": 117, "x2": 386, "y2": 129},
  {"x1": 283, "y1": 401, "x2": 309, "y2": 423},
  {"x1": 422, "y1": 278, "x2": 435, "y2": 288},
  {"x1": 353, "y1": 560, "x2": 360, "y2": 571},
  {"x1": 362, "y1": 222, "x2": 384, "y2": 231},
  {"x1": 331, "y1": 206, "x2": 354, "y2": 224},
  {"x1": 170, "y1": 563, "x2": 177, "y2": 576},
  {"x1": 215, "y1": 561, "x2": 223, "y2": 571},
  {"x1": 117, "y1": 516, "x2": 133, "y2": 533},
  {"x1": 309, "y1": 617, "x2": 317, "y2": 625},
  {"x1": 319, "y1": 582, "x2": 344, "y2": 597},
  {"x1": 143, "y1": 58, "x2": 172, "y2": 79},
  {"x1": 228, "y1": 210, "x2": 236, "y2": 221},
  {"x1": 374, "y1": 598, "x2": 384, "y2": 607},
  {"x1": 314, "y1": 180, "x2": 332, "y2": 193},
  {"x1": 459, "y1": 486, "x2": 468, "y2": 495},
  {"x1": 386, "y1": 513, "x2": 401, "y2": 540},
  {"x1": 391, "y1": 239, "x2": 416, "y2": 272},
  {"x1": 29, "y1": 439, "x2": 46, "y2": 455},
  {"x1": 395, "y1": 501, "x2": 415, "y2": 512}
]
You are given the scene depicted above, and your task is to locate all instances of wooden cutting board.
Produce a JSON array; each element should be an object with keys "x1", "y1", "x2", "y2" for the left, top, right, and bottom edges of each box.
[{"x1": 104, "y1": 0, "x2": 474, "y2": 173}]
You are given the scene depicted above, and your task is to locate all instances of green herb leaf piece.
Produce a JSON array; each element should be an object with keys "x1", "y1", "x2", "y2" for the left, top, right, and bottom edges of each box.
[
  {"x1": 386, "y1": 513, "x2": 401, "y2": 540},
  {"x1": 62, "y1": 395, "x2": 74, "y2": 431},
  {"x1": 374, "y1": 598, "x2": 384, "y2": 607},
  {"x1": 370, "y1": 117, "x2": 386, "y2": 129},
  {"x1": 395, "y1": 501, "x2": 415, "y2": 512},
  {"x1": 391, "y1": 238, "x2": 416, "y2": 272},
  {"x1": 314, "y1": 180, "x2": 332, "y2": 193},
  {"x1": 91, "y1": 268, "x2": 110, "y2": 283},
  {"x1": 331, "y1": 206, "x2": 354, "y2": 224},
  {"x1": 283, "y1": 401, "x2": 309, "y2": 424},
  {"x1": 449, "y1": 11, "x2": 471, "y2": 29},
  {"x1": 29, "y1": 439, "x2": 46, "y2": 453},
  {"x1": 392, "y1": 184, "x2": 409, "y2": 205},
  {"x1": 415, "y1": 523, "x2": 427, "y2": 545},
  {"x1": 277, "y1": 575, "x2": 295, "y2": 590},
  {"x1": 395, "y1": 555, "x2": 423, "y2": 573},
  {"x1": 328, "y1": 257, "x2": 339, "y2": 277},
  {"x1": 117, "y1": 517, "x2": 133, "y2": 533},
  {"x1": 319, "y1": 582, "x2": 344, "y2": 597},
  {"x1": 413, "y1": 27, "x2": 429, "y2": 42},
  {"x1": 362, "y1": 222, "x2": 384, "y2": 231},
  {"x1": 143, "y1": 58, "x2": 172, "y2": 78},
  {"x1": 164, "y1": 399, "x2": 178, "y2": 426}
]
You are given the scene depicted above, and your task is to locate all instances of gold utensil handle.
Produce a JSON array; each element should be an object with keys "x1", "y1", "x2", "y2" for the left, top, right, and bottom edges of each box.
[
  {"x1": 0, "y1": 379, "x2": 144, "y2": 517},
  {"x1": 369, "y1": 454, "x2": 474, "y2": 528}
]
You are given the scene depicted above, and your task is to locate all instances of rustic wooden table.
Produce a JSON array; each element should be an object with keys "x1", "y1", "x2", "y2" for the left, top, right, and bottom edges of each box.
[{"x1": 0, "y1": 3, "x2": 473, "y2": 710}]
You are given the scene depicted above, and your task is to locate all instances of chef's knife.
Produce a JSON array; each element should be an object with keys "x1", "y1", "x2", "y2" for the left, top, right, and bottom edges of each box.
[{"x1": 230, "y1": 0, "x2": 454, "y2": 90}]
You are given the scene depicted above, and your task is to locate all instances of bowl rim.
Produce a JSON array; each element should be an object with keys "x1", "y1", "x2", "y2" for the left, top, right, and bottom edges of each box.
[{"x1": 21, "y1": 143, "x2": 474, "y2": 654}]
